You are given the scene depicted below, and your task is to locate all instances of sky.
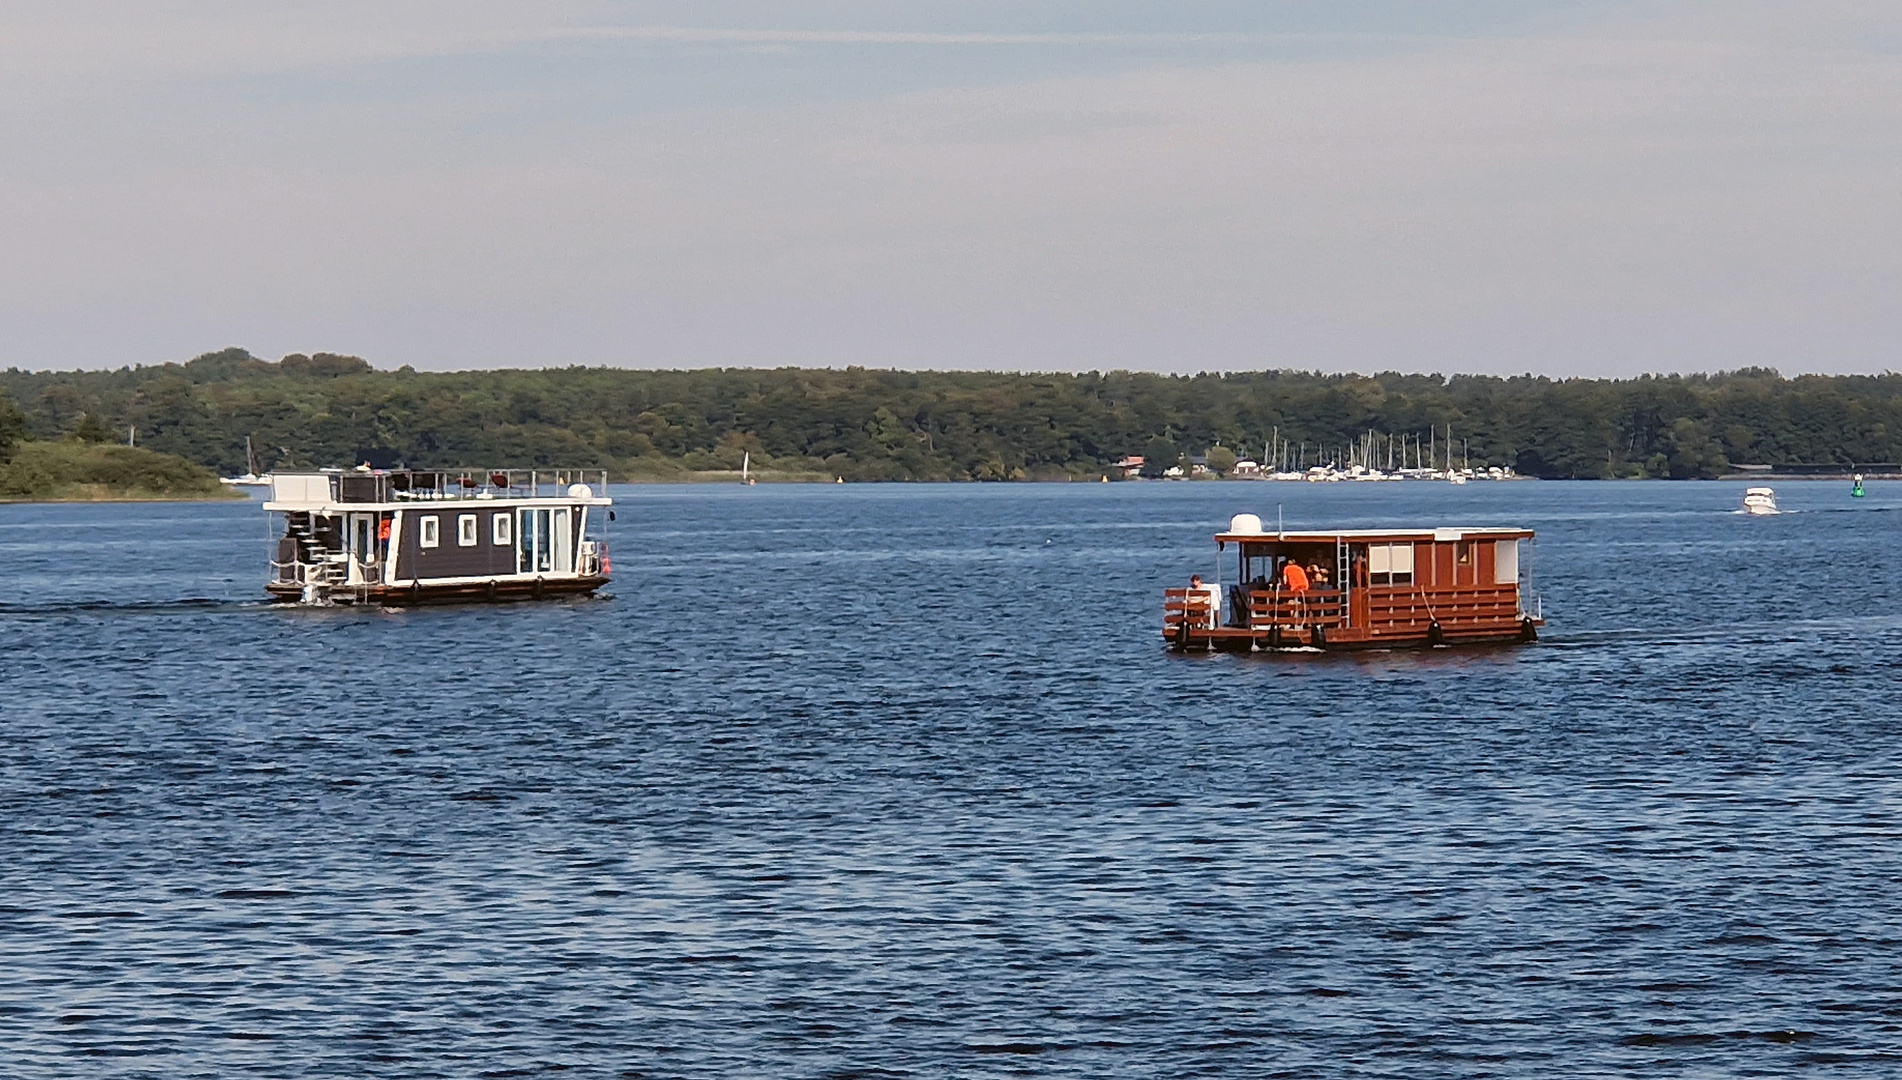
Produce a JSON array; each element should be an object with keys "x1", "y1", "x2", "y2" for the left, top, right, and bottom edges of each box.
[{"x1": 2, "y1": 1, "x2": 1899, "y2": 376}]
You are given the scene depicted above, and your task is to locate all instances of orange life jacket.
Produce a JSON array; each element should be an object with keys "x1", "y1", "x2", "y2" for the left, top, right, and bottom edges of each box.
[{"x1": 1283, "y1": 562, "x2": 1310, "y2": 592}]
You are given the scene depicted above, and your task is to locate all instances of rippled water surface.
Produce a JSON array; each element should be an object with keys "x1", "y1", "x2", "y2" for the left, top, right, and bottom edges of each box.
[{"x1": 5, "y1": 481, "x2": 1902, "y2": 1077}]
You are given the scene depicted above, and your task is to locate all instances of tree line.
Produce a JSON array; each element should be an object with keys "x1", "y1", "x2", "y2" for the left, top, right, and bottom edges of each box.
[{"x1": 4, "y1": 348, "x2": 1900, "y2": 480}]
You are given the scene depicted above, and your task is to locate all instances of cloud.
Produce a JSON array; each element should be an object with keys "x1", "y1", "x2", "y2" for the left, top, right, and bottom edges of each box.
[{"x1": 1, "y1": 1, "x2": 1899, "y2": 374}]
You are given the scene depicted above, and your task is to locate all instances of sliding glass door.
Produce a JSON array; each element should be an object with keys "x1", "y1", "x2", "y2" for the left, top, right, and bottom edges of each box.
[{"x1": 517, "y1": 508, "x2": 574, "y2": 573}]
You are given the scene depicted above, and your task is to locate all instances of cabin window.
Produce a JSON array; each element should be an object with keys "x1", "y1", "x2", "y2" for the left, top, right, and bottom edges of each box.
[
  {"x1": 1496, "y1": 539, "x2": 1519, "y2": 584},
  {"x1": 1367, "y1": 542, "x2": 1414, "y2": 586},
  {"x1": 1457, "y1": 540, "x2": 1473, "y2": 565},
  {"x1": 419, "y1": 515, "x2": 440, "y2": 548},
  {"x1": 458, "y1": 514, "x2": 478, "y2": 546},
  {"x1": 492, "y1": 513, "x2": 512, "y2": 546}
]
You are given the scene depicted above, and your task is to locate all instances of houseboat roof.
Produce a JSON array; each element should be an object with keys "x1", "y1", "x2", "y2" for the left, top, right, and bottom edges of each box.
[
  {"x1": 262, "y1": 469, "x2": 611, "y2": 512},
  {"x1": 1213, "y1": 524, "x2": 1534, "y2": 545}
]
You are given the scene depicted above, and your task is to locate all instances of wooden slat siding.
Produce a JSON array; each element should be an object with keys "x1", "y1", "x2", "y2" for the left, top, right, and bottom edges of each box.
[
  {"x1": 1434, "y1": 542, "x2": 1455, "y2": 589},
  {"x1": 1162, "y1": 588, "x2": 1212, "y2": 632},
  {"x1": 1477, "y1": 540, "x2": 1497, "y2": 585},
  {"x1": 1245, "y1": 589, "x2": 1348, "y2": 630},
  {"x1": 1365, "y1": 584, "x2": 1520, "y2": 636}
]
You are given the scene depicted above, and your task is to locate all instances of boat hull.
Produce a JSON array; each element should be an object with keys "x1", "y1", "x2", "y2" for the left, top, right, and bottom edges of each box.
[
  {"x1": 1166, "y1": 618, "x2": 1539, "y2": 653},
  {"x1": 267, "y1": 575, "x2": 609, "y2": 606}
]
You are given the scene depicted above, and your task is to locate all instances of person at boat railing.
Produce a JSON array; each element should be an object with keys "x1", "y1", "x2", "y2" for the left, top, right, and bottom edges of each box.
[
  {"x1": 1306, "y1": 562, "x2": 1331, "y2": 590},
  {"x1": 1188, "y1": 574, "x2": 1221, "y2": 628}
]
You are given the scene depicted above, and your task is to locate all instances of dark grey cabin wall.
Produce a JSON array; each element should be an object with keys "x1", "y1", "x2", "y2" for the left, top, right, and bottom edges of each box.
[{"x1": 396, "y1": 507, "x2": 519, "y2": 580}]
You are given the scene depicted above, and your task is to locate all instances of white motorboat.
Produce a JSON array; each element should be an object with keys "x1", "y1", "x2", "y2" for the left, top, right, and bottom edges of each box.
[{"x1": 1742, "y1": 487, "x2": 1779, "y2": 515}]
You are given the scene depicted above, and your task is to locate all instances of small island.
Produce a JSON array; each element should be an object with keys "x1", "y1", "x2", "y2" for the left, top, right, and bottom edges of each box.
[{"x1": 0, "y1": 440, "x2": 238, "y2": 503}]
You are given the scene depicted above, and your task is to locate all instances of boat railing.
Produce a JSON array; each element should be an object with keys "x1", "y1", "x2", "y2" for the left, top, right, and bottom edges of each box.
[
  {"x1": 1163, "y1": 588, "x2": 1215, "y2": 636},
  {"x1": 1247, "y1": 588, "x2": 1347, "y2": 631},
  {"x1": 327, "y1": 468, "x2": 611, "y2": 504}
]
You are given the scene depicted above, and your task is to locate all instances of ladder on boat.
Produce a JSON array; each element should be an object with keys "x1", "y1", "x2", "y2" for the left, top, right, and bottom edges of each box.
[{"x1": 1336, "y1": 537, "x2": 1352, "y2": 625}]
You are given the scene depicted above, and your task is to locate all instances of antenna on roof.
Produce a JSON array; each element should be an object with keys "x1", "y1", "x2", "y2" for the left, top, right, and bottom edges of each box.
[{"x1": 1278, "y1": 502, "x2": 1284, "y2": 538}]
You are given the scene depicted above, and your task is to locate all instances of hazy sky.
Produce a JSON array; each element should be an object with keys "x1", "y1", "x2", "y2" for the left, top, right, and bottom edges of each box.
[{"x1": 3, "y1": 1, "x2": 1898, "y2": 375}]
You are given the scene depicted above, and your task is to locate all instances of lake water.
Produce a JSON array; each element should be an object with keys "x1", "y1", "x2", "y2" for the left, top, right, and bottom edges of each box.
[{"x1": 3, "y1": 480, "x2": 1901, "y2": 1077}]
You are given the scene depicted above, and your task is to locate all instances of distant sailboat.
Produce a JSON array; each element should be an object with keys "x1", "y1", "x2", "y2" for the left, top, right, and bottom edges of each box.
[
  {"x1": 219, "y1": 436, "x2": 272, "y2": 488},
  {"x1": 741, "y1": 452, "x2": 756, "y2": 485}
]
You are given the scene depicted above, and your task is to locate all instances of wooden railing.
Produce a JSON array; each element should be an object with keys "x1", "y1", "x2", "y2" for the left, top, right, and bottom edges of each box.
[
  {"x1": 1246, "y1": 588, "x2": 1347, "y2": 630},
  {"x1": 1167, "y1": 583, "x2": 1524, "y2": 643},
  {"x1": 1365, "y1": 583, "x2": 1521, "y2": 636},
  {"x1": 1163, "y1": 588, "x2": 1215, "y2": 636}
]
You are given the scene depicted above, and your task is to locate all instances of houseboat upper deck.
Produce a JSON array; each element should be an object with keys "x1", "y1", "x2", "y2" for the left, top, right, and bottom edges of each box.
[
  {"x1": 1164, "y1": 516, "x2": 1542, "y2": 652},
  {"x1": 262, "y1": 468, "x2": 611, "y2": 605}
]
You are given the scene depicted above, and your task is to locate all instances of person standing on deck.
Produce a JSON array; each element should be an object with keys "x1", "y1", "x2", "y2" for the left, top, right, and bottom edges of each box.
[{"x1": 1281, "y1": 559, "x2": 1311, "y2": 623}]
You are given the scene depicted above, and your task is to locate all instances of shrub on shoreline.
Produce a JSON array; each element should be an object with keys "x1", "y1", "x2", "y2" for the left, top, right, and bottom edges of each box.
[{"x1": 0, "y1": 441, "x2": 236, "y2": 501}]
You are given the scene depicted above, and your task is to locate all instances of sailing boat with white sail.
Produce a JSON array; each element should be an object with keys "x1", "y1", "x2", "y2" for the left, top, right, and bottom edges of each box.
[{"x1": 220, "y1": 436, "x2": 274, "y2": 489}]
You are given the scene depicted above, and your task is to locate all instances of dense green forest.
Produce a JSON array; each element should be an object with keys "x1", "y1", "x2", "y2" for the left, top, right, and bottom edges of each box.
[{"x1": 4, "y1": 348, "x2": 1900, "y2": 481}]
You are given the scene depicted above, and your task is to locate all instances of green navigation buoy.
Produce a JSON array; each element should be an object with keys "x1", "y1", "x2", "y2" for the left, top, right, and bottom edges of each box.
[{"x1": 1852, "y1": 473, "x2": 1866, "y2": 498}]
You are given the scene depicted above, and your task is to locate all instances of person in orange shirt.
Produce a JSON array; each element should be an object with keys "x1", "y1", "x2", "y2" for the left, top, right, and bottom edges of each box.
[{"x1": 1281, "y1": 559, "x2": 1310, "y2": 593}]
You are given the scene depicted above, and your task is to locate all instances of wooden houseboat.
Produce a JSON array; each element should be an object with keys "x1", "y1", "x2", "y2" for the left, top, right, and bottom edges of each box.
[
  {"x1": 1164, "y1": 515, "x2": 1542, "y2": 652},
  {"x1": 262, "y1": 468, "x2": 611, "y2": 605}
]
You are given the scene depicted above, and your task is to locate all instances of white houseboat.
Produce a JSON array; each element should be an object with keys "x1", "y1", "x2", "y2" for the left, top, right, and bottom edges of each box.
[{"x1": 263, "y1": 468, "x2": 611, "y2": 604}]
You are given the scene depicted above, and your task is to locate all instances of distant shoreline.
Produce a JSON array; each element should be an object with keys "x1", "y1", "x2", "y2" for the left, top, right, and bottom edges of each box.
[
  {"x1": 1716, "y1": 472, "x2": 1896, "y2": 482},
  {"x1": 0, "y1": 489, "x2": 249, "y2": 504},
  {"x1": 5, "y1": 474, "x2": 1891, "y2": 503}
]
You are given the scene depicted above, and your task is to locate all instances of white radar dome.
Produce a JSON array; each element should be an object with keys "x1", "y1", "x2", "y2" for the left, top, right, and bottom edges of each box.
[
  {"x1": 1229, "y1": 513, "x2": 1265, "y2": 534},
  {"x1": 567, "y1": 483, "x2": 593, "y2": 499}
]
